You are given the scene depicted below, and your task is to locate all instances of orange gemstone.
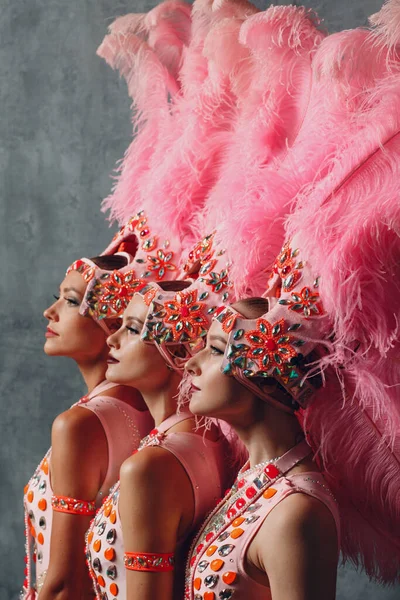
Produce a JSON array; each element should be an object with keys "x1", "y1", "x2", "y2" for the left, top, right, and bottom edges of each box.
[
  {"x1": 232, "y1": 516, "x2": 245, "y2": 527},
  {"x1": 194, "y1": 577, "x2": 202, "y2": 590},
  {"x1": 104, "y1": 547, "x2": 115, "y2": 561},
  {"x1": 230, "y1": 528, "x2": 244, "y2": 539},
  {"x1": 103, "y1": 503, "x2": 112, "y2": 518},
  {"x1": 210, "y1": 559, "x2": 224, "y2": 572},
  {"x1": 109, "y1": 510, "x2": 117, "y2": 524},
  {"x1": 37, "y1": 532, "x2": 44, "y2": 545},
  {"x1": 38, "y1": 499, "x2": 47, "y2": 511},
  {"x1": 204, "y1": 593, "x2": 215, "y2": 600},
  {"x1": 93, "y1": 539, "x2": 101, "y2": 553},
  {"x1": 206, "y1": 545, "x2": 218, "y2": 557},
  {"x1": 222, "y1": 571, "x2": 237, "y2": 585},
  {"x1": 41, "y1": 459, "x2": 49, "y2": 475},
  {"x1": 87, "y1": 531, "x2": 94, "y2": 544},
  {"x1": 97, "y1": 575, "x2": 105, "y2": 587},
  {"x1": 27, "y1": 491, "x2": 34, "y2": 503},
  {"x1": 263, "y1": 488, "x2": 277, "y2": 500},
  {"x1": 24, "y1": 484, "x2": 29, "y2": 495},
  {"x1": 30, "y1": 527, "x2": 36, "y2": 538},
  {"x1": 110, "y1": 583, "x2": 118, "y2": 596}
]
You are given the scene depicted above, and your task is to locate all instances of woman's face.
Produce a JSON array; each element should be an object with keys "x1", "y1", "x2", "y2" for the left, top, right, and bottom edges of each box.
[
  {"x1": 186, "y1": 319, "x2": 255, "y2": 423},
  {"x1": 106, "y1": 295, "x2": 172, "y2": 391},
  {"x1": 43, "y1": 270, "x2": 108, "y2": 362}
]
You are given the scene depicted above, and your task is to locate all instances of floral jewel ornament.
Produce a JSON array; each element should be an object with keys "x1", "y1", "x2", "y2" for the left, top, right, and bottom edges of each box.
[
  {"x1": 135, "y1": 232, "x2": 235, "y2": 372},
  {"x1": 216, "y1": 235, "x2": 331, "y2": 412},
  {"x1": 73, "y1": 210, "x2": 181, "y2": 334}
]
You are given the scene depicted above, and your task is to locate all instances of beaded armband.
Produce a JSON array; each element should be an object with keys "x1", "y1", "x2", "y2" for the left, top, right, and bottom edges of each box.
[
  {"x1": 51, "y1": 494, "x2": 96, "y2": 516},
  {"x1": 124, "y1": 551, "x2": 175, "y2": 572}
]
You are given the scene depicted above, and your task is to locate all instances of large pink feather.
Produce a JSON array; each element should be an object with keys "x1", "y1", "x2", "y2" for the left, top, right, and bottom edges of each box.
[
  {"x1": 284, "y1": 9, "x2": 400, "y2": 581},
  {"x1": 97, "y1": 1, "x2": 192, "y2": 227}
]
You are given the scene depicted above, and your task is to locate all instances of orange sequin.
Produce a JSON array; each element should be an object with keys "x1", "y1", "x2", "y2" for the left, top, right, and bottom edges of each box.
[
  {"x1": 232, "y1": 516, "x2": 245, "y2": 527},
  {"x1": 109, "y1": 510, "x2": 117, "y2": 524},
  {"x1": 206, "y1": 545, "x2": 218, "y2": 557},
  {"x1": 263, "y1": 488, "x2": 277, "y2": 499},
  {"x1": 24, "y1": 484, "x2": 29, "y2": 495},
  {"x1": 27, "y1": 491, "x2": 34, "y2": 503},
  {"x1": 103, "y1": 503, "x2": 112, "y2": 518},
  {"x1": 37, "y1": 533, "x2": 44, "y2": 545},
  {"x1": 38, "y1": 499, "x2": 47, "y2": 511},
  {"x1": 93, "y1": 540, "x2": 101, "y2": 553},
  {"x1": 97, "y1": 575, "x2": 105, "y2": 587},
  {"x1": 222, "y1": 571, "x2": 238, "y2": 585},
  {"x1": 204, "y1": 593, "x2": 215, "y2": 600},
  {"x1": 41, "y1": 458, "x2": 49, "y2": 475},
  {"x1": 230, "y1": 528, "x2": 244, "y2": 539},
  {"x1": 194, "y1": 578, "x2": 202, "y2": 590},
  {"x1": 110, "y1": 583, "x2": 119, "y2": 596},
  {"x1": 210, "y1": 559, "x2": 224, "y2": 572},
  {"x1": 104, "y1": 547, "x2": 115, "y2": 561},
  {"x1": 87, "y1": 531, "x2": 94, "y2": 544}
]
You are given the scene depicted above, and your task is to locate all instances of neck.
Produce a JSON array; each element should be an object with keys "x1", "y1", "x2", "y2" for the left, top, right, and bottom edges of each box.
[
  {"x1": 77, "y1": 360, "x2": 108, "y2": 395},
  {"x1": 140, "y1": 372, "x2": 182, "y2": 427},
  {"x1": 233, "y1": 401, "x2": 304, "y2": 468}
]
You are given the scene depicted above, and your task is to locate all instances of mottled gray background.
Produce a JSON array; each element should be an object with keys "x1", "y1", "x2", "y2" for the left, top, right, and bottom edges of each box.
[{"x1": 0, "y1": 0, "x2": 398, "y2": 599}]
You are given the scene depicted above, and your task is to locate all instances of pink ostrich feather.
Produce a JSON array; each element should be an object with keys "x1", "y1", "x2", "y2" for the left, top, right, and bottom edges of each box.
[
  {"x1": 97, "y1": 1, "x2": 192, "y2": 227},
  {"x1": 284, "y1": 24, "x2": 400, "y2": 578},
  {"x1": 200, "y1": 5, "x2": 325, "y2": 299},
  {"x1": 136, "y1": 0, "x2": 259, "y2": 255}
]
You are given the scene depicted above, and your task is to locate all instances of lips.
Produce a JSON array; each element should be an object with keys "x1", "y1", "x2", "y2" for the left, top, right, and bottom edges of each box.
[
  {"x1": 107, "y1": 355, "x2": 120, "y2": 365},
  {"x1": 45, "y1": 326, "x2": 59, "y2": 337},
  {"x1": 190, "y1": 383, "x2": 201, "y2": 393}
]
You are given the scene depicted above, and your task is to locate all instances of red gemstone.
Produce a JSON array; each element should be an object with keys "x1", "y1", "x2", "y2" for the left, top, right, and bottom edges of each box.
[
  {"x1": 23, "y1": 580, "x2": 28, "y2": 588},
  {"x1": 264, "y1": 464, "x2": 280, "y2": 479},
  {"x1": 190, "y1": 556, "x2": 196, "y2": 566},
  {"x1": 150, "y1": 429, "x2": 158, "y2": 436},
  {"x1": 246, "y1": 487, "x2": 256, "y2": 499},
  {"x1": 227, "y1": 508, "x2": 237, "y2": 519},
  {"x1": 180, "y1": 306, "x2": 190, "y2": 317},
  {"x1": 205, "y1": 532, "x2": 214, "y2": 542},
  {"x1": 118, "y1": 286, "x2": 130, "y2": 297},
  {"x1": 24, "y1": 556, "x2": 28, "y2": 564},
  {"x1": 237, "y1": 479, "x2": 245, "y2": 489},
  {"x1": 24, "y1": 568, "x2": 28, "y2": 576},
  {"x1": 140, "y1": 229, "x2": 150, "y2": 237},
  {"x1": 282, "y1": 266, "x2": 291, "y2": 275},
  {"x1": 196, "y1": 544, "x2": 204, "y2": 554},
  {"x1": 265, "y1": 339, "x2": 277, "y2": 351},
  {"x1": 236, "y1": 498, "x2": 245, "y2": 509}
]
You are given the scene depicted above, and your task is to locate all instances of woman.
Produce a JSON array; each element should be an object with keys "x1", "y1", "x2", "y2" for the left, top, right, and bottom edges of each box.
[
  {"x1": 85, "y1": 243, "x2": 241, "y2": 600},
  {"x1": 184, "y1": 240, "x2": 339, "y2": 600},
  {"x1": 22, "y1": 217, "x2": 167, "y2": 599}
]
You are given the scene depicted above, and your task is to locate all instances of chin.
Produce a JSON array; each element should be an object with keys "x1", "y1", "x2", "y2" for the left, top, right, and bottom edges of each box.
[{"x1": 189, "y1": 394, "x2": 210, "y2": 417}]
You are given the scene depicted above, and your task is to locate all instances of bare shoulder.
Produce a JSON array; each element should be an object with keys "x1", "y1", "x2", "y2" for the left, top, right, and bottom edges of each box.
[
  {"x1": 52, "y1": 405, "x2": 104, "y2": 448},
  {"x1": 120, "y1": 446, "x2": 184, "y2": 489}
]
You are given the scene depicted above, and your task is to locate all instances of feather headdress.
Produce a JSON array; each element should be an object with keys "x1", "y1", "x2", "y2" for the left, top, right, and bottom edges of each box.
[{"x1": 284, "y1": 2, "x2": 400, "y2": 582}]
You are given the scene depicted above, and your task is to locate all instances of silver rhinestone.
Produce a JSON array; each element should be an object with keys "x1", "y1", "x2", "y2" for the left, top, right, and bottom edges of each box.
[
  {"x1": 93, "y1": 558, "x2": 102, "y2": 572},
  {"x1": 97, "y1": 522, "x2": 106, "y2": 536},
  {"x1": 106, "y1": 528, "x2": 116, "y2": 544},
  {"x1": 106, "y1": 565, "x2": 117, "y2": 580},
  {"x1": 39, "y1": 480, "x2": 47, "y2": 494},
  {"x1": 197, "y1": 560, "x2": 209, "y2": 573},
  {"x1": 37, "y1": 551, "x2": 43, "y2": 564},
  {"x1": 218, "y1": 544, "x2": 234, "y2": 557},
  {"x1": 217, "y1": 531, "x2": 230, "y2": 542},
  {"x1": 205, "y1": 574, "x2": 219, "y2": 588},
  {"x1": 39, "y1": 517, "x2": 46, "y2": 529}
]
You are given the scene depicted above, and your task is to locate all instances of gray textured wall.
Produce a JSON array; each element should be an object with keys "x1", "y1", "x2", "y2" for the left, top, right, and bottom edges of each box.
[{"x1": 1, "y1": 1, "x2": 399, "y2": 599}]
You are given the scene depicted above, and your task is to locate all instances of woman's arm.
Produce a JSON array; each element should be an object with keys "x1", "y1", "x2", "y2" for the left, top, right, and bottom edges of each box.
[
  {"x1": 119, "y1": 446, "x2": 194, "y2": 600},
  {"x1": 39, "y1": 406, "x2": 108, "y2": 600},
  {"x1": 252, "y1": 493, "x2": 338, "y2": 600}
]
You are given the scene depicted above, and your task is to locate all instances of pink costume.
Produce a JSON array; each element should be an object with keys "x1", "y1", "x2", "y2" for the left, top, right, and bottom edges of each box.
[
  {"x1": 186, "y1": 440, "x2": 340, "y2": 600},
  {"x1": 22, "y1": 381, "x2": 153, "y2": 598},
  {"x1": 86, "y1": 410, "x2": 232, "y2": 599}
]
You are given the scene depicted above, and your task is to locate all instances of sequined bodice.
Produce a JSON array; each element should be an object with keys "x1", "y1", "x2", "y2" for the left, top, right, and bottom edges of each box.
[
  {"x1": 21, "y1": 385, "x2": 153, "y2": 598},
  {"x1": 86, "y1": 417, "x2": 230, "y2": 600},
  {"x1": 186, "y1": 458, "x2": 339, "y2": 600}
]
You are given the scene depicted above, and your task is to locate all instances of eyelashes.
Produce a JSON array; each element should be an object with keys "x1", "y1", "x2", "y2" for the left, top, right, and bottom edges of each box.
[
  {"x1": 210, "y1": 345, "x2": 224, "y2": 356},
  {"x1": 126, "y1": 326, "x2": 140, "y2": 335},
  {"x1": 52, "y1": 294, "x2": 79, "y2": 307}
]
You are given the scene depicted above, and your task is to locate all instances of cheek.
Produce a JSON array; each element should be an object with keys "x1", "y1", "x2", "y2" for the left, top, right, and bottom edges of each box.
[{"x1": 116, "y1": 338, "x2": 160, "y2": 381}]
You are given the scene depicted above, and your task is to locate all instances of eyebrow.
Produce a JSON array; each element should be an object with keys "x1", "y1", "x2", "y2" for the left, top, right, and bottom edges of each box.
[
  {"x1": 126, "y1": 315, "x2": 145, "y2": 326},
  {"x1": 209, "y1": 334, "x2": 228, "y2": 345},
  {"x1": 62, "y1": 287, "x2": 83, "y2": 296}
]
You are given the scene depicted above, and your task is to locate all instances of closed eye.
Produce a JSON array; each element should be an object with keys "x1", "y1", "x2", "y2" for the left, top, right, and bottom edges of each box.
[
  {"x1": 126, "y1": 326, "x2": 140, "y2": 335},
  {"x1": 210, "y1": 345, "x2": 224, "y2": 356}
]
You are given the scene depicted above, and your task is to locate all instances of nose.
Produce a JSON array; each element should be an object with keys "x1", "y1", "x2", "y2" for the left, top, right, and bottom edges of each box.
[
  {"x1": 107, "y1": 329, "x2": 120, "y2": 349},
  {"x1": 43, "y1": 301, "x2": 58, "y2": 321},
  {"x1": 185, "y1": 353, "x2": 201, "y2": 376}
]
